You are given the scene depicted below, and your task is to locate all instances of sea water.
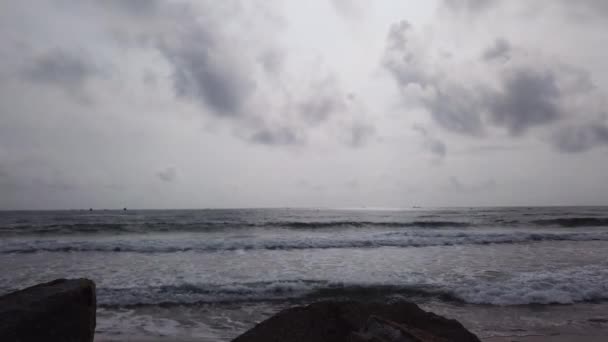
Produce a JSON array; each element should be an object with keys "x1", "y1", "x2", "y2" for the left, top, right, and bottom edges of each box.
[{"x1": 1, "y1": 207, "x2": 607, "y2": 340}]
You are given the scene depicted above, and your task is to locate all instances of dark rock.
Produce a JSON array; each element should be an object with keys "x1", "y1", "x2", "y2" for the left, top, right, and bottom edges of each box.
[
  {"x1": 0, "y1": 278, "x2": 96, "y2": 342},
  {"x1": 232, "y1": 300, "x2": 480, "y2": 342},
  {"x1": 350, "y1": 316, "x2": 450, "y2": 342}
]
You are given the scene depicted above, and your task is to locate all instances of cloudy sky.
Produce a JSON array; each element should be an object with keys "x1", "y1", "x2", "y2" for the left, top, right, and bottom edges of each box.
[{"x1": 1, "y1": 0, "x2": 607, "y2": 209}]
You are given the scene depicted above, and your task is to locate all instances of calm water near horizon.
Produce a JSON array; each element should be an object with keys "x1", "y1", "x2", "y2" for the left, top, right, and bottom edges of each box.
[{"x1": 1, "y1": 207, "x2": 608, "y2": 340}]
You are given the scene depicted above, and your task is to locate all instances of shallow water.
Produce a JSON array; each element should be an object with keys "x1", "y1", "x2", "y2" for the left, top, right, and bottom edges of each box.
[{"x1": 93, "y1": 301, "x2": 608, "y2": 341}]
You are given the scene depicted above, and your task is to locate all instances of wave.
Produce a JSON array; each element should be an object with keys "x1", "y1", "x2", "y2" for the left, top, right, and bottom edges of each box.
[
  {"x1": 267, "y1": 221, "x2": 471, "y2": 229},
  {"x1": 451, "y1": 265, "x2": 608, "y2": 305},
  {"x1": 0, "y1": 220, "x2": 473, "y2": 236},
  {"x1": 531, "y1": 217, "x2": 608, "y2": 227},
  {"x1": 97, "y1": 282, "x2": 458, "y2": 308},
  {"x1": 1, "y1": 223, "x2": 133, "y2": 235},
  {"x1": 94, "y1": 265, "x2": 608, "y2": 307},
  {"x1": 4, "y1": 215, "x2": 608, "y2": 237},
  {"x1": 97, "y1": 280, "x2": 339, "y2": 307},
  {"x1": 3, "y1": 230, "x2": 608, "y2": 254}
]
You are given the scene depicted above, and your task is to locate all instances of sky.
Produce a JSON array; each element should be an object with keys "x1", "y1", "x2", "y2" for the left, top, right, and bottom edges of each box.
[{"x1": 1, "y1": 0, "x2": 608, "y2": 209}]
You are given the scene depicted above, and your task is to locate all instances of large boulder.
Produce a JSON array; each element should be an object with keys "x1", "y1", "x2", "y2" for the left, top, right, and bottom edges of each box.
[
  {"x1": 0, "y1": 278, "x2": 96, "y2": 342},
  {"x1": 233, "y1": 301, "x2": 480, "y2": 342}
]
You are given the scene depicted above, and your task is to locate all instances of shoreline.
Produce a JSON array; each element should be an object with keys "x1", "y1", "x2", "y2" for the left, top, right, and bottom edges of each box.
[
  {"x1": 94, "y1": 300, "x2": 608, "y2": 342},
  {"x1": 484, "y1": 334, "x2": 607, "y2": 342},
  {"x1": 3, "y1": 278, "x2": 608, "y2": 342},
  {"x1": 94, "y1": 327, "x2": 608, "y2": 342},
  {"x1": 95, "y1": 336, "x2": 608, "y2": 342}
]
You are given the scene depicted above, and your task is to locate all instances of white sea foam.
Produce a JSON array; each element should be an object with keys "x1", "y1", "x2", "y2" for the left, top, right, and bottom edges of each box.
[
  {"x1": 452, "y1": 264, "x2": 608, "y2": 305},
  {"x1": 96, "y1": 308, "x2": 222, "y2": 341},
  {"x1": 90, "y1": 264, "x2": 608, "y2": 307}
]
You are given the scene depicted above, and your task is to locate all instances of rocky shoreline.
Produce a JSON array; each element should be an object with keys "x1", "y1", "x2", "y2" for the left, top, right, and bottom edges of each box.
[
  {"x1": 0, "y1": 279, "x2": 480, "y2": 342},
  {"x1": 233, "y1": 300, "x2": 480, "y2": 342},
  {"x1": 0, "y1": 279, "x2": 96, "y2": 342}
]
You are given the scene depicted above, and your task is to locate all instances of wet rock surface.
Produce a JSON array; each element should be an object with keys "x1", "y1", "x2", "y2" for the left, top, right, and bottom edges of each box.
[
  {"x1": 233, "y1": 300, "x2": 480, "y2": 342},
  {"x1": 0, "y1": 278, "x2": 96, "y2": 342}
]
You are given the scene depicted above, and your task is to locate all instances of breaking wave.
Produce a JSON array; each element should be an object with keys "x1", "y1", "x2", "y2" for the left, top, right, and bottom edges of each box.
[
  {"x1": 268, "y1": 221, "x2": 471, "y2": 229},
  {"x1": 92, "y1": 264, "x2": 608, "y2": 307},
  {"x1": 3, "y1": 230, "x2": 608, "y2": 254},
  {"x1": 0, "y1": 220, "x2": 473, "y2": 236}
]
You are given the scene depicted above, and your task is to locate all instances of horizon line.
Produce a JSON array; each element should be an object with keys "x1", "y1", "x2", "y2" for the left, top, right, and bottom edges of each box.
[{"x1": 1, "y1": 205, "x2": 608, "y2": 212}]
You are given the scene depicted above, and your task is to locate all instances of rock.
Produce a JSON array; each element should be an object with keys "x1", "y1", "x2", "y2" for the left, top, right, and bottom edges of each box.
[
  {"x1": 0, "y1": 278, "x2": 96, "y2": 342},
  {"x1": 349, "y1": 316, "x2": 450, "y2": 342},
  {"x1": 233, "y1": 300, "x2": 480, "y2": 342}
]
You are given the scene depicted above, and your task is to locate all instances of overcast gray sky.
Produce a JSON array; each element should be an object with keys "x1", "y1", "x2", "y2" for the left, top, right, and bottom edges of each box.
[{"x1": 1, "y1": 0, "x2": 608, "y2": 209}]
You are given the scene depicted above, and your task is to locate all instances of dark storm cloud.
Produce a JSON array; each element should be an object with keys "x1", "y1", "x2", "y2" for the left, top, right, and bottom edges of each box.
[
  {"x1": 5, "y1": 0, "x2": 372, "y2": 160},
  {"x1": 383, "y1": 21, "x2": 483, "y2": 136},
  {"x1": 443, "y1": 0, "x2": 497, "y2": 12},
  {"x1": 21, "y1": 50, "x2": 99, "y2": 90},
  {"x1": 421, "y1": 69, "x2": 563, "y2": 137},
  {"x1": 162, "y1": 40, "x2": 256, "y2": 117},
  {"x1": 428, "y1": 139, "x2": 447, "y2": 157},
  {"x1": 18, "y1": 49, "x2": 103, "y2": 104},
  {"x1": 381, "y1": 17, "x2": 606, "y2": 144},
  {"x1": 298, "y1": 95, "x2": 344, "y2": 125},
  {"x1": 383, "y1": 21, "x2": 433, "y2": 88},
  {"x1": 90, "y1": 0, "x2": 259, "y2": 118},
  {"x1": 249, "y1": 126, "x2": 301, "y2": 146},
  {"x1": 551, "y1": 123, "x2": 608, "y2": 153},
  {"x1": 157, "y1": 167, "x2": 177, "y2": 182},
  {"x1": 382, "y1": 19, "x2": 607, "y2": 154},
  {"x1": 101, "y1": 0, "x2": 161, "y2": 15},
  {"x1": 482, "y1": 38, "x2": 511, "y2": 62},
  {"x1": 249, "y1": 127, "x2": 302, "y2": 146},
  {"x1": 413, "y1": 125, "x2": 447, "y2": 158},
  {"x1": 424, "y1": 86, "x2": 484, "y2": 136},
  {"x1": 136, "y1": 2, "x2": 258, "y2": 118},
  {"x1": 385, "y1": 21, "x2": 412, "y2": 51},
  {"x1": 249, "y1": 126, "x2": 304, "y2": 146},
  {"x1": 97, "y1": 0, "x2": 370, "y2": 148},
  {"x1": 485, "y1": 69, "x2": 561, "y2": 135},
  {"x1": 298, "y1": 78, "x2": 347, "y2": 125}
]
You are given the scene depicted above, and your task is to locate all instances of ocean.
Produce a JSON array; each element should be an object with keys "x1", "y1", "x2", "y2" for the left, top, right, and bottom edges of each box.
[{"x1": 1, "y1": 207, "x2": 607, "y2": 341}]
